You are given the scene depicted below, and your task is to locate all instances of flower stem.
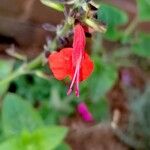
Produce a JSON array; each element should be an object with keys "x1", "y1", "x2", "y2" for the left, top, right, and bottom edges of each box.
[
  {"x1": 0, "y1": 53, "x2": 43, "y2": 86},
  {"x1": 49, "y1": 20, "x2": 73, "y2": 51},
  {"x1": 27, "y1": 53, "x2": 43, "y2": 70},
  {"x1": 0, "y1": 67, "x2": 25, "y2": 85},
  {"x1": 124, "y1": 17, "x2": 139, "y2": 37}
]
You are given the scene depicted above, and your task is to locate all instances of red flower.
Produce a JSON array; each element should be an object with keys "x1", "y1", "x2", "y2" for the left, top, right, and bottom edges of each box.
[{"x1": 48, "y1": 24, "x2": 94, "y2": 97}]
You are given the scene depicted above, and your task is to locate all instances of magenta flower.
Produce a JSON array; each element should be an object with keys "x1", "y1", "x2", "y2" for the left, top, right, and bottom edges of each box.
[{"x1": 77, "y1": 102, "x2": 94, "y2": 122}]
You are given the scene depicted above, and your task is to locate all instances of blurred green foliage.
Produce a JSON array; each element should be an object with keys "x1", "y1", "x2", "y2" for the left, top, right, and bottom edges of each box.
[
  {"x1": 137, "y1": 0, "x2": 150, "y2": 21},
  {"x1": 98, "y1": 4, "x2": 128, "y2": 40},
  {"x1": 0, "y1": 0, "x2": 149, "y2": 149},
  {"x1": 0, "y1": 93, "x2": 68, "y2": 150},
  {"x1": 132, "y1": 33, "x2": 150, "y2": 57},
  {"x1": 2, "y1": 94, "x2": 43, "y2": 137},
  {"x1": 88, "y1": 56, "x2": 117, "y2": 102},
  {"x1": 0, "y1": 60, "x2": 14, "y2": 97}
]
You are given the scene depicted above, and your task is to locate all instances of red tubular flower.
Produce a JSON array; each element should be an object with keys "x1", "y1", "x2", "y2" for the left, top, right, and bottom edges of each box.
[{"x1": 48, "y1": 24, "x2": 94, "y2": 97}]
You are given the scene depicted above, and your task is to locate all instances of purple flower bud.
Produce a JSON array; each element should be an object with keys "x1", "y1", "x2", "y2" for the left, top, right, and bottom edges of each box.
[{"x1": 77, "y1": 102, "x2": 94, "y2": 122}]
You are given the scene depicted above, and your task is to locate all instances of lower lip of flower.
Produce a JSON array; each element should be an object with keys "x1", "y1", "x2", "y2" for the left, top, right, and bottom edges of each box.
[{"x1": 48, "y1": 48, "x2": 94, "y2": 97}]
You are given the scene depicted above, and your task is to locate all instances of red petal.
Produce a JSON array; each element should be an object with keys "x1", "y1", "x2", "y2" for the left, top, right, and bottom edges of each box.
[
  {"x1": 48, "y1": 48, "x2": 73, "y2": 80},
  {"x1": 72, "y1": 24, "x2": 86, "y2": 66},
  {"x1": 80, "y1": 52, "x2": 94, "y2": 81},
  {"x1": 61, "y1": 48, "x2": 74, "y2": 77}
]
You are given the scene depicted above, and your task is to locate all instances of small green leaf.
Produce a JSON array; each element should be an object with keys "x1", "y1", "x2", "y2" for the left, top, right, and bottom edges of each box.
[
  {"x1": 2, "y1": 93, "x2": 43, "y2": 137},
  {"x1": 137, "y1": 0, "x2": 150, "y2": 21},
  {"x1": 97, "y1": 4, "x2": 128, "y2": 26},
  {"x1": 40, "y1": 0, "x2": 64, "y2": 12},
  {"x1": 0, "y1": 60, "x2": 14, "y2": 96},
  {"x1": 0, "y1": 126, "x2": 68, "y2": 150},
  {"x1": 132, "y1": 33, "x2": 150, "y2": 57},
  {"x1": 89, "y1": 56, "x2": 117, "y2": 102}
]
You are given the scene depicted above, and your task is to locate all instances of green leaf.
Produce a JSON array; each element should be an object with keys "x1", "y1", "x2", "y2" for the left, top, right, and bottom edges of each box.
[
  {"x1": 137, "y1": 0, "x2": 150, "y2": 21},
  {"x1": 132, "y1": 34, "x2": 150, "y2": 57},
  {"x1": 97, "y1": 4, "x2": 128, "y2": 26},
  {"x1": 104, "y1": 26, "x2": 122, "y2": 41},
  {"x1": 55, "y1": 143, "x2": 71, "y2": 150},
  {"x1": 89, "y1": 56, "x2": 117, "y2": 102},
  {"x1": 14, "y1": 75, "x2": 52, "y2": 102},
  {"x1": 40, "y1": 0, "x2": 64, "y2": 12},
  {"x1": 0, "y1": 60, "x2": 14, "y2": 96},
  {"x1": 2, "y1": 93, "x2": 43, "y2": 137},
  {"x1": 0, "y1": 126, "x2": 68, "y2": 150},
  {"x1": 50, "y1": 87, "x2": 73, "y2": 113},
  {"x1": 97, "y1": 4, "x2": 128, "y2": 41},
  {"x1": 89, "y1": 98, "x2": 109, "y2": 121}
]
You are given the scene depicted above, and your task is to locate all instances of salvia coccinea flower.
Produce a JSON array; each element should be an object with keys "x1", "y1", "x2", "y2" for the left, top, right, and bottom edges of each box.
[
  {"x1": 77, "y1": 102, "x2": 94, "y2": 122},
  {"x1": 48, "y1": 24, "x2": 94, "y2": 97}
]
